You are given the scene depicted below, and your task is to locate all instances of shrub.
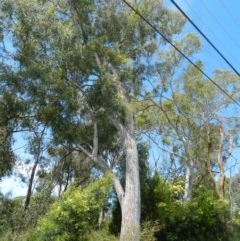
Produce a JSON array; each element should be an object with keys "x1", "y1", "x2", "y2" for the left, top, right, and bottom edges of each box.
[{"x1": 36, "y1": 176, "x2": 112, "y2": 241}]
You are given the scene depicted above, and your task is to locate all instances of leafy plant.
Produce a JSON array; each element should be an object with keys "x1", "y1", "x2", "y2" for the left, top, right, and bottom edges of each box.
[{"x1": 36, "y1": 176, "x2": 112, "y2": 241}]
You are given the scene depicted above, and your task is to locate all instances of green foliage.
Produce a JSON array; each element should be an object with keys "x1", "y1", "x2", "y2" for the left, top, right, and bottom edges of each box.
[
  {"x1": 140, "y1": 220, "x2": 162, "y2": 241},
  {"x1": 110, "y1": 171, "x2": 234, "y2": 241},
  {"x1": 0, "y1": 230, "x2": 38, "y2": 241},
  {"x1": 85, "y1": 229, "x2": 118, "y2": 241},
  {"x1": 229, "y1": 213, "x2": 240, "y2": 241},
  {"x1": 36, "y1": 176, "x2": 112, "y2": 241},
  {"x1": 0, "y1": 93, "x2": 19, "y2": 178},
  {"x1": 23, "y1": 182, "x2": 56, "y2": 228},
  {"x1": 152, "y1": 179, "x2": 232, "y2": 241},
  {"x1": 158, "y1": 197, "x2": 230, "y2": 241},
  {"x1": 0, "y1": 194, "x2": 26, "y2": 236},
  {"x1": 0, "y1": 136, "x2": 15, "y2": 178},
  {"x1": 109, "y1": 142, "x2": 152, "y2": 235},
  {"x1": 1, "y1": 0, "x2": 240, "y2": 241}
]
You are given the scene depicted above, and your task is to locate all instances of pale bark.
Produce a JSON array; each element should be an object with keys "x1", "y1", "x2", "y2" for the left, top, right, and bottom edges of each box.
[
  {"x1": 77, "y1": 67, "x2": 141, "y2": 240},
  {"x1": 98, "y1": 208, "x2": 103, "y2": 229},
  {"x1": 111, "y1": 114, "x2": 141, "y2": 241},
  {"x1": 183, "y1": 161, "x2": 193, "y2": 201},
  {"x1": 78, "y1": 127, "x2": 140, "y2": 241},
  {"x1": 120, "y1": 129, "x2": 140, "y2": 241},
  {"x1": 77, "y1": 143, "x2": 125, "y2": 206},
  {"x1": 217, "y1": 126, "x2": 225, "y2": 199},
  {"x1": 207, "y1": 126, "x2": 232, "y2": 199},
  {"x1": 216, "y1": 127, "x2": 232, "y2": 199},
  {"x1": 80, "y1": 111, "x2": 141, "y2": 240}
]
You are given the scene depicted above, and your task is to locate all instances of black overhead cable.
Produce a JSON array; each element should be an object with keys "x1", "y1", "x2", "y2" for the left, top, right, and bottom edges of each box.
[
  {"x1": 170, "y1": 0, "x2": 240, "y2": 79},
  {"x1": 199, "y1": 0, "x2": 240, "y2": 52},
  {"x1": 121, "y1": 0, "x2": 240, "y2": 108},
  {"x1": 181, "y1": 0, "x2": 240, "y2": 68}
]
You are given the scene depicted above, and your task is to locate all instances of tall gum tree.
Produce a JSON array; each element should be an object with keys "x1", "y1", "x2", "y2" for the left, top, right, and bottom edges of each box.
[
  {"x1": 0, "y1": 0, "x2": 188, "y2": 240},
  {"x1": 146, "y1": 55, "x2": 240, "y2": 201}
]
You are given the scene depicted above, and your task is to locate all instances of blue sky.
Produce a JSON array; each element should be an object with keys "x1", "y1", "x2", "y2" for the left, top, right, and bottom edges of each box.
[
  {"x1": 168, "y1": 0, "x2": 240, "y2": 76},
  {"x1": 0, "y1": 134, "x2": 31, "y2": 197},
  {"x1": 166, "y1": 0, "x2": 240, "y2": 178},
  {"x1": 1, "y1": 0, "x2": 240, "y2": 197},
  {"x1": 170, "y1": 2, "x2": 240, "y2": 145}
]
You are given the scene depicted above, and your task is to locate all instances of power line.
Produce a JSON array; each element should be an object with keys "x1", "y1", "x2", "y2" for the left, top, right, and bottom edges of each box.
[
  {"x1": 180, "y1": 0, "x2": 240, "y2": 68},
  {"x1": 199, "y1": 0, "x2": 240, "y2": 52},
  {"x1": 121, "y1": 0, "x2": 240, "y2": 108},
  {"x1": 218, "y1": 0, "x2": 240, "y2": 31},
  {"x1": 13, "y1": 144, "x2": 28, "y2": 152},
  {"x1": 170, "y1": 0, "x2": 240, "y2": 79}
]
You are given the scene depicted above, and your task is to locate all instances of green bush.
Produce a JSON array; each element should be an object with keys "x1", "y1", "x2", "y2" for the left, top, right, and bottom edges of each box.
[
  {"x1": 228, "y1": 212, "x2": 240, "y2": 241},
  {"x1": 155, "y1": 187, "x2": 231, "y2": 241},
  {"x1": 110, "y1": 172, "x2": 234, "y2": 241},
  {"x1": 140, "y1": 220, "x2": 162, "y2": 241},
  {"x1": 36, "y1": 176, "x2": 112, "y2": 241},
  {"x1": 85, "y1": 229, "x2": 118, "y2": 241}
]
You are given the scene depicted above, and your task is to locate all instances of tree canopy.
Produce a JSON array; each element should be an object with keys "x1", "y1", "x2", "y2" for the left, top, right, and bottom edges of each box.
[{"x1": 0, "y1": 0, "x2": 240, "y2": 241}]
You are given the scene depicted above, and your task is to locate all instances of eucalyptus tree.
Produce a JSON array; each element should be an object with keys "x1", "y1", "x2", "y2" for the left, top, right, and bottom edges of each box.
[
  {"x1": 0, "y1": 46, "x2": 16, "y2": 178},
  {"x1": 0, "y1": 121, "x2": 15, "y2": 178},
  {"x1": 148, "y1": 55, "x2": 240, "y2": 200},
  {"x1": 47, "y1": 145, "x2": 93, "y2": 197},
  {"x1": 23, "y1": 122, "x2": 51, "y2": 211},
  {"x1": 0, "y1": 0, "x2": 191, "y2": 240},
  {"x1": 0, "y1": 64, "x2": 21, "y2": 179}
]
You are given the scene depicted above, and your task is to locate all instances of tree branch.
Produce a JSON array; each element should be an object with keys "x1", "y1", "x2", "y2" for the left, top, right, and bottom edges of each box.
[{"x1": 77, "y1": 144, "x2": 125, "y2": 206}]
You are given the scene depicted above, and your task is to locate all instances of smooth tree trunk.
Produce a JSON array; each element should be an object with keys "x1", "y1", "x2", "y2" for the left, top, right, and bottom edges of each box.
[
  {"x1": 79, "y1": 115, "x2": 141, "y2": 241},
  {"x1": 183, "y1": 161, "x2": 194, "y2": 201},
  {"x1": 23, "y1": 125, "x2": 47, "y2": 211},
  {"x1": 207, "y1": 126, "x2": 232, "y2": 199},
  {"x1": 110, "y1": 113, "x2": 141, "y2": 241},
  {"x1": 120, "y1": 120, "x2": 140, "y2": 241},
  {"x1": 24, "y1": 128, "x2": 45, "y2": 211},
  {"x1": 24, "y1": 159, "x2": 39, "y2": 211}
]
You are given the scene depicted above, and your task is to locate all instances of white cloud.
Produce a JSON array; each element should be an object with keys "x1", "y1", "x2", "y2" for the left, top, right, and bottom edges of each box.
[{"x1": 0, "y1": 176, "x2": 27, "y2": 198}]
